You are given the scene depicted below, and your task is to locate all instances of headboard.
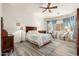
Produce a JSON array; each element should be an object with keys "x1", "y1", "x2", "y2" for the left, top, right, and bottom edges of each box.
[{"x1": 26, "y1": 26, "x2": 37, "y2": 33}]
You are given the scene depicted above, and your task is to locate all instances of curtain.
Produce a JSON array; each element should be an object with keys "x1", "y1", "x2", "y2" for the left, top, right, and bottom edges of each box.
[
  {"x1": 69, "y1": 16, "x2": 75, "y2": 30},
  {"x1": 69, "y1": 16, "x2": 77, "y2": 39},
  {"x1": 47, "y1": 19, "x2": 57, "y2": 33},
  {"x1": 47, "y1": 21, "x2": 53, "y2": 33},
  {"x1": 63, "y1": 18, "x2": 70, "y2": 29},
  {"x1": 63, "y1": 16, "x2": 77, "y2": 41},
  {"x1": 52, "y1": 20, "x2": 57, "y2": 31}
]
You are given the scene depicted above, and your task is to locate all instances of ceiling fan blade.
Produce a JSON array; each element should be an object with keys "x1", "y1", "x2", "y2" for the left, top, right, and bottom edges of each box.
[
  {"x1": 42, "y1": 9, "x2": 47, "y2": 13},
  {"x1": 47, "y1": 3, "x2": 51, "y2": 7},
  {"x1": 49, "y1": 6, "x2": 57, "y2": 9},
  {"x1": 49, "y1": 9, "x2": 51, "y2": 13},
  {"x1": 40, "y1": 7, "x2": 46, "y2": 9},
  {"x1": 52, "y1": 6, "x2": 57, "y2": 8}
]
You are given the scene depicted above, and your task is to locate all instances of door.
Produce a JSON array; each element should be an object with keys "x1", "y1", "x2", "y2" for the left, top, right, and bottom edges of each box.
[{"x1": 77, "y1": 8, "x2": 79, "y2": 56}]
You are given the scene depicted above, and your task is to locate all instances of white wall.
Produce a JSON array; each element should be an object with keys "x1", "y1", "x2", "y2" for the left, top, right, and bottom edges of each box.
[
  {"x1": 0, "y1": 3, "x2": 2, "y2": 56},
  {"x1": 34, "y1": 16, "x2": 45, "y2": 31},
  {"x1": 2, "y1": 3, "x2": 44, "y2": 34}
]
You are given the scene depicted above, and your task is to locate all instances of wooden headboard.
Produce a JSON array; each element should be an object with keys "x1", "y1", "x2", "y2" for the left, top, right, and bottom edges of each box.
[{"x1": 26, "y1": 26, "x2": 37, "y2": 33}]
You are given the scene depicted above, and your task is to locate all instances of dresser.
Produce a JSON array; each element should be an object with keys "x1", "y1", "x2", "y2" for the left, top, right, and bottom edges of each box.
[
  {"x1": 1, "y1": 17, "x2": 14, "y2": 56},
  {"x1": 1, "y1": 31, "x2": 14, "y2": 56}
]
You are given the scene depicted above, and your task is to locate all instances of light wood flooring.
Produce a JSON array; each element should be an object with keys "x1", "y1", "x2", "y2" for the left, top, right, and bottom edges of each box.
[{"x1": 11, "y1": 39, "x2": 77, "y2": 56}]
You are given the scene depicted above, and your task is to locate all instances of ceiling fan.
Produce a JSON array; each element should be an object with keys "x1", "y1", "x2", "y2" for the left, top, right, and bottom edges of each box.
[{"x1": 40, "y1": 3, "x2": 57, "y2": 13}]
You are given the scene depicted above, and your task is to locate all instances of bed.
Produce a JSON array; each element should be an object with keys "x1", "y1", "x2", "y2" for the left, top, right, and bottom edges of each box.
[{"x1": 25, "y1": 26, "x2": 52, "y2": 48}]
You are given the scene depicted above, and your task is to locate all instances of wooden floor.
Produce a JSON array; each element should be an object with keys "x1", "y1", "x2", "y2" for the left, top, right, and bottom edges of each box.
[{"x1": 11, "y1": 39, "x2": 77, "y2": 56}]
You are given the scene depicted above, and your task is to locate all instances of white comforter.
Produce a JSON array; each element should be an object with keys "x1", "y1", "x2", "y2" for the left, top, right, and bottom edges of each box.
[{"x1": 26, "y1": 31, "x2": 52, "y2": 47}]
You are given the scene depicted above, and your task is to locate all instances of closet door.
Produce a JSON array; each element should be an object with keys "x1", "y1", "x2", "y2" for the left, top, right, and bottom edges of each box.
[{"x1": 77, "y1": 8, "x2": 79, "y2": 56}]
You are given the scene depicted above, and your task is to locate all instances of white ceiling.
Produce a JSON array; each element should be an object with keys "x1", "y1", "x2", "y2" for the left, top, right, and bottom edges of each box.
[
  {"x1": 3, "y1": 3, "x2": 79, "y2": 17},
  {"x1": 34, "y1": 3, "x2": 79, "y2": 17}
]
